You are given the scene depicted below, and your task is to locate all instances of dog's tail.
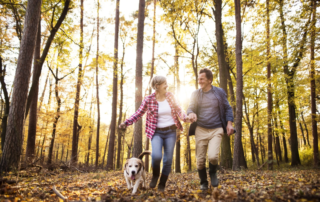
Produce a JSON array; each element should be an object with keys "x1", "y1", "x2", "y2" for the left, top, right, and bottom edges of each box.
[{"x1": 138, "y1": 151, "x2": 151, "y2": 160}]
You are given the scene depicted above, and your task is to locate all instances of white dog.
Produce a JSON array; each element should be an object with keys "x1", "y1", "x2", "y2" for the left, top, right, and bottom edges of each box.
[{"x1": 124, "y1": 151, "x2": 151, "y2": 194}]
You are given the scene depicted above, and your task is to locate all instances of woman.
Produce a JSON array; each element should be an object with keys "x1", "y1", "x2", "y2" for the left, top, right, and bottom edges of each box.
[{"x1": 119, "y1": 75, "x2": 189, "y2": 191}]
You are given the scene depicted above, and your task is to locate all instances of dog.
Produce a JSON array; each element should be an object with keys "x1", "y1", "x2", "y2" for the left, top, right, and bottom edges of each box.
[{"x1": 124, "y1": 151, "x2": 151, "y2": 194}]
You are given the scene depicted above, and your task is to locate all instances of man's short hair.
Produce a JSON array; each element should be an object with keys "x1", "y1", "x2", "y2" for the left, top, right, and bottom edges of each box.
[{"x1": 199, "y1": 68, "x2": 213, "y2": 83}]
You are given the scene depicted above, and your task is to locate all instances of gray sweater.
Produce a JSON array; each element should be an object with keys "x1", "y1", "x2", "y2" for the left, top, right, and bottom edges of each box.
[{"x1": 187, "y1": 86, "x2": 234, "y2": 133}]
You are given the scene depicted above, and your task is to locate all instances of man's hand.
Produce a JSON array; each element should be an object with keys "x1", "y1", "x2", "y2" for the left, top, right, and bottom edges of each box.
[
  {"x1": 188, "y1": 113, "x2": 197, "y2": 123},
  {"x1": 119, "y1": 122, "x2": 127, "y2": 129},
  {"x1": 227, "y1": 121, "x2": 234, "y2": 136},
  {"x1": 185, "y1": 116, "x2": 192, "y2": 123}
]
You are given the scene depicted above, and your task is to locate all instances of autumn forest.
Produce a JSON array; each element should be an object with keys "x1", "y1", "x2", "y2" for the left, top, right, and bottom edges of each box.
[{"x1": 0, "y1": 0, "x2": 319, "y2": 201}]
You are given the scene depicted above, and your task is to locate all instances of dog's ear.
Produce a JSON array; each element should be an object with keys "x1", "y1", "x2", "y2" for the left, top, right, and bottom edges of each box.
[
  {"x1": 137, "y1": 160, "x2": 144, "y2": 173},
  {"x1": 124, "y1": 160, "x2": 128, "y2": 170}
]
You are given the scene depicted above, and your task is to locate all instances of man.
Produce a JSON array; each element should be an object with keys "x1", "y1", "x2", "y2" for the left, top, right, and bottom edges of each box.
[{"x1": 187, "y1": 68, "x2": 235, "y2": 190}]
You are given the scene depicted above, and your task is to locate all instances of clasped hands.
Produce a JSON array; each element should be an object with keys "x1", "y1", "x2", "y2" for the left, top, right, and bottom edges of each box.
[
  {"x1": 186, "y1": 113, "x2": 235, "y2": 136},
  {"x1": 186, "y1": 113, "x2": 197, "y2": 123}
]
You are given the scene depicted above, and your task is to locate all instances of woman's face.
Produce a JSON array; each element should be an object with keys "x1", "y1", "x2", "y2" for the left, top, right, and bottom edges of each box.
[{"x1": 156, "y1": 81, "x2": 168, "y2": 94}]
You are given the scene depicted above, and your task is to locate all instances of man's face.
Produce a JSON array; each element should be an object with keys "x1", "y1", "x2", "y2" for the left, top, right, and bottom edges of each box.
[{"x1": 198, "y1": 73, "x2": 211, "y2": 89}]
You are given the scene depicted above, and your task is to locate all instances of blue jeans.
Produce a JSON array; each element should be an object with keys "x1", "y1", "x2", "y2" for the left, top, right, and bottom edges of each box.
[{"x1": 151, "y1": 129, "x2": 176, "y2": 176}]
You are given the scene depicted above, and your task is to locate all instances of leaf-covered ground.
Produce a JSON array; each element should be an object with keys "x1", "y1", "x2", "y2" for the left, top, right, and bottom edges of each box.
[{"x1": 0, "y1": 168, "x2": 320, "y2": 201}]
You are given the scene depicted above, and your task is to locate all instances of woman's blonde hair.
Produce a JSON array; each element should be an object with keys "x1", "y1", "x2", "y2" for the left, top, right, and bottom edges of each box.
[{"x1": 150, "y1": 75, "x2": 167, "y2": 91}]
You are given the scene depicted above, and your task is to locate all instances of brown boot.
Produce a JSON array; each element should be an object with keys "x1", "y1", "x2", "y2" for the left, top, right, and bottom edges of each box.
[
  {"x1": 157, "y1": 174, "x2": 168, "y2": 192},
  {"x1": 149, "y1": 166, "x2": 160, "y2": 188}
]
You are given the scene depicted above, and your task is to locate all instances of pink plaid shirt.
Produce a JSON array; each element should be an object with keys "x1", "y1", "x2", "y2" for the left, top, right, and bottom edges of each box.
[{"x1": 124, "y1": 92, "x2": 187, "y2": 139}]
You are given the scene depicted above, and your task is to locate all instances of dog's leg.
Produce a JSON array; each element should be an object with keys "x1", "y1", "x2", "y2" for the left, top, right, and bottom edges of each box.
[
  {"x1": 142, "y1": 172, "x2": 146, "y2": 188},
  {"x1": 124, "y1": 173, "x2": 132, "y2": 189},
  {"x1": 132, "y1": 178, "x2": 141, "y2": 194}
]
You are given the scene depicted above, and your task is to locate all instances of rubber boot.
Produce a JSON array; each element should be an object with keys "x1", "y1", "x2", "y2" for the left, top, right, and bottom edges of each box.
[
  {"x1": 149, "y1": 166, "x2": 160, "y2": 188},
  {"x1": 198, "y1": 168, "x2": 208, "y2": 190},
  {"x1": 157, "y1": 174, "x2": 168, "y2": 192},
  {"x1": 209, "y1": 163, "x2": 219, "y2": 187}
]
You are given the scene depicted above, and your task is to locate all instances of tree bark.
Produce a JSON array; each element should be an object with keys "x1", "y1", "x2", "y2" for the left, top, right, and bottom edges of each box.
[
  {"x1": 25, "y1": 0, "x2": 71, "y2": 118},
  {"x1": 117, "y1": 42, "x2": 125, "y2": 170},
  {"x1": 26, "y1": 19, "x2": 41, "y2": 160},
  {"x1": 132, "y1": 0, "x2": 145, "y2": 158},
  {"x1": 95, "y1": 0, "x2": 101, "y2": 168},
  {"x1": 278, "y1": 0, "x2": 309, "y2": 166},
  {"x1": 102, "y1": 125, "x2": 111, "y2": 167},
  {"x1": 276, "y1": 99, "x2": 288, "y2": 163},
  {"x1": 274, "y1": 116, "x2": 282, "y2": 162},
  {"x1": 0, "y1": 57, "x2": 10, "y2": 151},
  {"x1": 187, "y1": 126, "x2": 192, "y2": 171},
  {"x1": 300, "y1": 112, "x2": 310, "y2": 147},
  {"x1": 174, "y1": 43, "x2": 181, "y2": 173},
  {"x1": 72, "y1": 0, "x2": 84, "y2": 164},
  {"x1": 145, "y1": 0, "x2": 157, "y2": 172},
  {"x1": 266, "y1": 0, "x2": 273, "y2": 170},
  {"x1": 213, "y1": 0, "x2": 233, "y2": 169},
  {"x1": 232, "y1": 0, "x2": 246, "y2": 170},
  {"x1": 47, "y1": 67, "x2": 61, "y2": 165},
  {"x1": 0, "y1": 0, "x2": 41, "y2": 172},
  {"x1": 106, "y1": 0, "x2": 120, "y2": 170},
  {"x1": 86, "y1": 98, "x2": 94, "y2": 166},
  {"x1": 310, "y1": 0, "x2": 319, "y2": 167},
  {"x1": 298, "y1": 116, "x2": 307, "y2": 146}
]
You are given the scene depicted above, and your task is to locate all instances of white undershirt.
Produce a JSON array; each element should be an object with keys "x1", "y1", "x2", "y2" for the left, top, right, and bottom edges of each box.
[{"x1": 157, "y1": 99, "x2": 175, "y2": 128}]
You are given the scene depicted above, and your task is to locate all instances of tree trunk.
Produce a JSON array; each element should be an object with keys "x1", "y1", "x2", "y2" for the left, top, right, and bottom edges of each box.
[
  {"x1": 266, "y1": 0, "x2": 273, "y2": 170},
  {"x1": 276, "y1": 99, "x2": 288, "y2": 163},
  {"x1": 0, "y1": 0, "x2": 41, "y2": 172},
  {"x1": 174, "y1": 43, "x2": 181, "y2": 173},
  {"x1": 72, "y1": 0, "x2": 84, "y2": 165},
  {"x1": 274, "y1": 116, "x2": 282, "y2": 162},
  {"x1": 47, "y1": 68, "x2": 61, "y2": 165},
  {"x1": 300, "y1": 112, "x2": 310, "y2": 147},
  {"x1": 86, "y1": 98, "x2": 94, "y2": 166},
  {"x1": 26, "y1": 19, "x2": 41, "y2": 161},
  {"x1": 95, "y1": 0, "x2": 101, "y2": 168},
  {"x1": 187, "y1": 126, "x2": 192, "y2": 171},
  {"x1": 25, "y1": 0, "x2": 71, "y2": 118},
  {"x1": 37, "y1": 72, "x2": 49, "y2": 113},
  {"x1": 232, "y1": 0, "x2": 246, "y2": 171},
  {"x1": 0, "y1": 57, "x2": 10, "y2": 151},
  {"x1": 132, "y1": 0, "x2": 145, "y2": 158},
  {"x1": 145, "y1": 0, "x2": 157, "y2": 172},
  {"x1": 213, "y1": 0, "x2": 233, "y2": 169},
  {"x1": 117, "y1": 43, "x2": 125, "y2": 170},
  {"x1": 310, "y1": 0, "x2": 319, "y2": 167},
  {"x1": 298, "y1": 116, "x2": 307, "y2": 146},
  {"x1": 40, "y1": 81, "x2": 52, "y2": 164},
  {"x1": 102, "y1": 125, "x2": 111, "y2": 167},
  {"x1": 249, "y1": 128, "x2": 259, "y2": 165},
  {"x1": 56, "y1": 144, "x2": 59, "y2": 161},
  {"x1": 106, "y1": 0, "x2": 120, "y2": 170}
]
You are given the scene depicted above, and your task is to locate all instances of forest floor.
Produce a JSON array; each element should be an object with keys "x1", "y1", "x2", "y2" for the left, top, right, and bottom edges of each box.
[{"x1": 0, "y1": 167, "x2": 320, "y2": 202}]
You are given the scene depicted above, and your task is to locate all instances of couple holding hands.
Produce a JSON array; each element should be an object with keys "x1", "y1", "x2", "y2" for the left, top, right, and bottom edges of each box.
[{"x1": 119, "y1": 68, "x2": 235, "y2": 191}]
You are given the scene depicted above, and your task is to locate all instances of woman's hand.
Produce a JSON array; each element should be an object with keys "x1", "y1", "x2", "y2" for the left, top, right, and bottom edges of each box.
[
  {"x1": 119, "y1": 122, "x2": 127, "y2": 129},
  {"x1": 185, "y1": 116, "x2": 192, "y2": 123},
  {"x1": 188, "y1": 113, "x2": 197, "y2": 122}
]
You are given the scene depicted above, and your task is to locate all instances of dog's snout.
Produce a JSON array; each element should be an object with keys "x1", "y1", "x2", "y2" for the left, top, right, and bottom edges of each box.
[{"x1": 131, "y1": 170, "x2": 135, "y2": 175}]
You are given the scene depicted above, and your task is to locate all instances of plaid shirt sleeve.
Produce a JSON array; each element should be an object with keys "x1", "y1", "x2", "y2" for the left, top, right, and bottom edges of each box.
[
  {"x1": 124, "y1": 97, "x2": 148, "y2": 126},
  {"x1": 168, "y1": 93, "x2": 187, "y2": 122}
]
